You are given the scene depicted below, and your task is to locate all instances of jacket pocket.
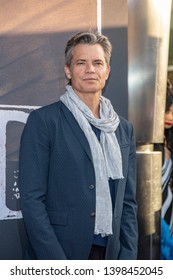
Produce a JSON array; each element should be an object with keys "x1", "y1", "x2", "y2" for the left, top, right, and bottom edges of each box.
[
  {"x1": 48, "y1": 210, "x2": 68, "y2": 226},
  {"x1": 119, "y1": 143, "x2": 130, "y2": 148}
]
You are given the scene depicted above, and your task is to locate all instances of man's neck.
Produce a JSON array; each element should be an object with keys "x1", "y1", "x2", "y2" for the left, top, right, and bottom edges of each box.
[{"x1": 75, "y1": 91, "x2": 101, "y2": 118}]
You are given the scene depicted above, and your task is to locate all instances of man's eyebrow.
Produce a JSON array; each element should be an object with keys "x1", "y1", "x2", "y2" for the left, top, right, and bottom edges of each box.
[{"x1": 74, "y1": 59, "x2": 86, "y2": 63}]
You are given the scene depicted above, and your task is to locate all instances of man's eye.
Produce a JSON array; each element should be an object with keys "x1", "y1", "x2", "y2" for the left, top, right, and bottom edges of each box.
[
  {"x1": 95, "y1": 62, "x2": 102, "y2": 66},
  {"x1": 77, "y1": 62, "x2": 85, "y2": 65}
]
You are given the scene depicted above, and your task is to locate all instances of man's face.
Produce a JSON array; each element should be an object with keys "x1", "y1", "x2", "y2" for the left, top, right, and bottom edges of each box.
[{"x1": 64, "y1": 44, "x2": 110, "y2": 97}]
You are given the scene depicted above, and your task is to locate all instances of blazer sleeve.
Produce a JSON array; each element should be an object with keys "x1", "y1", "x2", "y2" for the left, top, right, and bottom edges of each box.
[
  {"x1": 19, "y1": 109, "x2": 67, "y2": 260},
  {"x1": 118, "y1": 123, "x2": 138, "y2": 260}
]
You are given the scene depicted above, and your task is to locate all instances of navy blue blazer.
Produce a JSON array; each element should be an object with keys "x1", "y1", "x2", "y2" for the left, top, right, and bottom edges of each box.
[{"x1": 19, "y1": 101, "x2": 138, "y2": 260}]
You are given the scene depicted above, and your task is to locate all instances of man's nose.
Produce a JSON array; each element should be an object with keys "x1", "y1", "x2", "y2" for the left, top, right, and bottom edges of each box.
[{"x1": 85, "y1": 62, "x2": 95, "y2": 72}]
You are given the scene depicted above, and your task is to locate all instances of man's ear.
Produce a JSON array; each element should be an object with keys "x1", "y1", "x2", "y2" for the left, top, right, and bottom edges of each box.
[
  {"x1": 106, "y1": 66, "x2": 111, "y2": 80},
  {"x1": 64, "y1": 65, "x2": 71, "y2": 80}
]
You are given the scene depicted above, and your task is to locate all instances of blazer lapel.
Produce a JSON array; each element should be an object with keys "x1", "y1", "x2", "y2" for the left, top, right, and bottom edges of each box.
[{"x1": 61, "y1": 103, "x2": 93, "y2": 162}]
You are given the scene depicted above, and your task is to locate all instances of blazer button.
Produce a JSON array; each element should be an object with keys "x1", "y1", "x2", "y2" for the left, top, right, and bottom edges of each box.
[
  {"x1": 89, "y1": 184, "x2": 95, "y2": 190},
  {"x1": 90, "y1": 212, "x2": 95, "y2": 217}
]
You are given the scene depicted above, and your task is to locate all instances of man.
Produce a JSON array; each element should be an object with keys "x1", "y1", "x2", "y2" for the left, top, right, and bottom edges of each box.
[{"x1": 19, "y1": 31, "x2": 138, "y2": 260}]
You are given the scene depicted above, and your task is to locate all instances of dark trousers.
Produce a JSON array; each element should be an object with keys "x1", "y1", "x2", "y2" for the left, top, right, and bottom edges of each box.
[{"x1": 88, "y1": 245, "x2": 106, "y2": 260}]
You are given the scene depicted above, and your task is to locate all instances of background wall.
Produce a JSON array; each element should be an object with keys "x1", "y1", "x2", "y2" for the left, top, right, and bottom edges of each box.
[{"x1": 0, "y1": 0, "x2": 128, "y2": 259}]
